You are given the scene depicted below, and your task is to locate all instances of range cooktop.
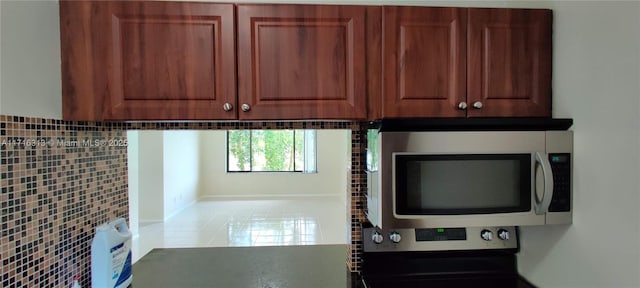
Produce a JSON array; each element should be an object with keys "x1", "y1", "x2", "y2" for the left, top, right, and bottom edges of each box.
[{"x1": 361, "y1": 226, "x2": 536, "y2": 288}]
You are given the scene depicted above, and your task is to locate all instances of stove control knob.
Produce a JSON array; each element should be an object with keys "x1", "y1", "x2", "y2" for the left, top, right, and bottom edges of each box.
[
  {"x1": 389, "y1": 231, "x2": 402, "y2": 243},
  {"x1": 481, "y1": 229, "x2": 493, "y2": 241},
  {"x1": 371, "y1": 231, "x2": 384, "y2": 244},
  {"x1": 498, "y1": 229, "x2": 510, "y2": 241}
]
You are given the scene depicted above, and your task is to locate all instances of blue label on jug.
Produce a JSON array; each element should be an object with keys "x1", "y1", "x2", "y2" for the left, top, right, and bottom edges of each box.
[
  {"x1": 110, "y1": 242, "x2": 124, "y2": 253},
  {"x1": 114, "y1": 251, "x2": 132, "y2": 287},
  {"x1": 109, "y1": 241, "x2": 132, "y2": 288}
]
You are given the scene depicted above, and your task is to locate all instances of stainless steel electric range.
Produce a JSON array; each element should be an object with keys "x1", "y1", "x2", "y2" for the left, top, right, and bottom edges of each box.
[{"x1": 361, "y1": 226, "x2": 536, "y2": 288}]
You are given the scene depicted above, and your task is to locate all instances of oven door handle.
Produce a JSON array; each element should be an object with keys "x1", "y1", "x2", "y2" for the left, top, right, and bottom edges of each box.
[{"x1": 535, "y1": 152, "x2": 554, "y2": 215}]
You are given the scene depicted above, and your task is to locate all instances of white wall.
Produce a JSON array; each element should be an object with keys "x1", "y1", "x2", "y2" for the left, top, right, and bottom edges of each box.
[
  {"x1": 0, "y1": 0, "x2": 61, "y2": 118},
  {"x1": 137, "y1": 131, "x2": 165, "y2": 223},
  {"x1": 127, "y1": 131, "x2": 140, "y2": 237},
  {"x1": 163, "y1": 130, "x2": 200, "y2": 219},
  {"x1": 134, "y1": 130, "x2": 201, "y2": 222},
  {"x1": 199, "y1": 130, "x2": 349, "y2": 199},
  {"x1": 342, "y1": 131, "x2": 351, "y2": 205},
  {"x1": 517, "y1": 2, "x2": 640, "y2": 288}
]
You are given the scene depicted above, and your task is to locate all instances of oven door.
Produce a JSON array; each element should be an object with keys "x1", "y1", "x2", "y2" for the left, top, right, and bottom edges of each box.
[{"x1": 361, "y1": 250, "x2": 537, "y2": 288}]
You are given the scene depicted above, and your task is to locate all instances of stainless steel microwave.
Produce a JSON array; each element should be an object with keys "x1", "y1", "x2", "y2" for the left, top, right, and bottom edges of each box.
[{"x1": 366, "y1": 130, "x2": 573, "y2": 229}]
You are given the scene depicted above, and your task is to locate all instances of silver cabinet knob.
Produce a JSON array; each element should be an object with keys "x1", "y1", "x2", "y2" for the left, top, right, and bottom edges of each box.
[
  {"x1": 473, "y1": 101, "x2": 483, "y2": 109},
  {"x1": 458, "y1": 102, "x2": 468, "y2": 110},
  {"x1": 241, "y1": 103, "x2": 251, "y2": 112},
  {"x1": 223, "y1": 103, "x2": 233, "y2": 112}
]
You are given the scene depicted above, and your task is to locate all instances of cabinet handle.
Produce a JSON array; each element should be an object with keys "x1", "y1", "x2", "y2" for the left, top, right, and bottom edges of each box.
[
  {"x1": 473, "y1": 101, "x2": 483, "y2": 109},
  {"x1": 458, "y1": 102, "x2": 468, "y2": 110},
  {"x1": 241, "y1": 104, "x2": 251, "y2": 112},
  {"x1": 223, "y1": 103, "x2": 233, "y2": 112}
]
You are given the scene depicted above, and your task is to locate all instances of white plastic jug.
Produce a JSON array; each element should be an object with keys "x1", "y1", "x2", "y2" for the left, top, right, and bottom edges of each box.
[{"x1": 91, "y1": 218, "x2": 133, "y2": 288}]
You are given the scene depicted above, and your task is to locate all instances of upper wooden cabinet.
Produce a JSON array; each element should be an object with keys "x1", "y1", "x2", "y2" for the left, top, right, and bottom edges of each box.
[
  {"x1": 381, "y1": 7, "x2": 551, "y2": 118},
  {"x1": 467, "y1": 8, "x2": 552, "y2": 117},
  {"x1": 60, "y1": 1, "x2": 376, "y2": 121},
  {"x1": 60, "y1": 1, "x2": 236, "y2": 121},
  {"x1": 60, "y1": 2, "x2": 551, "y2": 121},
  {"x1": 236, "y1": 5, "x2": 372, "y2": 120},
  {"x1": 382, "y1": 7, "x2": 467, "y2": 118}
]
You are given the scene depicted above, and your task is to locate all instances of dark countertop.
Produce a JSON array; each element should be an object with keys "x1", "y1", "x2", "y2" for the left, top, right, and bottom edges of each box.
[{"x1": 132, "y1": 245, "x2": 363, "y2": 288}]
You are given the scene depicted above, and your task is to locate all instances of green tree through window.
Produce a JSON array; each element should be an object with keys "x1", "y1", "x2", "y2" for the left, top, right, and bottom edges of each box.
[{"x1": 227, "y1": 130, "x2": 317, "y2": 172}]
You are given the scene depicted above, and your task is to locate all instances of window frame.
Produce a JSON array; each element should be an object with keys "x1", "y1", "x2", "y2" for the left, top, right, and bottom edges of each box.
[{"x1": 226, "y1": 129, "x2": 317, "y2": 173}]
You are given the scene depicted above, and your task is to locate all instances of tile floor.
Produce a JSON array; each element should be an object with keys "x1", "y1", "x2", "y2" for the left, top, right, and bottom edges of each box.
[{"x1": 132, "y1": 197, "x2": 348, "y2": 263}]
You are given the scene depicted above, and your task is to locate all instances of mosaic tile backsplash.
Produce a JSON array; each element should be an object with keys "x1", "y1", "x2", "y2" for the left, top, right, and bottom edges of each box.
[
  {"x1": 0, "y1": 116, "x2": 368, "y2": 287},
  {"x1": 0, "y1": 116, "x2": 129, "y2": 287}
]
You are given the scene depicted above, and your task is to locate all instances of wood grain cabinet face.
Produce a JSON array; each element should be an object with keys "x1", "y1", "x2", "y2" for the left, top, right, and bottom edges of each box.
[
  {"x1": 467, "y1": 8, "x2": 552, "y2": 117},
  {"x1": 60, "y1": 1, "x2": 236, "y2": 120},
  {"x1": 61, "y1": 2, "x2": 550, "y2": 121},
  {"x1": 382, "y1": 7, "x2": 551, "y2": 118},
  {"x1": 237, "y1": 5, "x2": 368, "y2": 120},
  {"x1": 383, "y1": 7, "x2": 467, "y2": 118}
]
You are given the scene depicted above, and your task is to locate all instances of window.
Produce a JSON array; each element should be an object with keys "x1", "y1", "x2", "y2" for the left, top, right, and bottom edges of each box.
[{"x1": 227, "y1": 130, "x2": 317, "y2": 172}]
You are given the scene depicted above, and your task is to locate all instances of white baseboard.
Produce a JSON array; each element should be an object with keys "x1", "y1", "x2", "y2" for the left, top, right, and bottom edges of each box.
[
  {"x1": 164, "y1": 199, "x2": 197, "y2": 221},
  {"x1": 199, "y1": 194, "x2": 343, "y2": 201},
  {"x1": 139, "y1": 219, "x2": 163, "y2": 225}
]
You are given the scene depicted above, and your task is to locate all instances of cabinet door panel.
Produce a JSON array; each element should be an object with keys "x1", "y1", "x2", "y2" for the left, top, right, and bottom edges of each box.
[
  {"x1": 468, "y1": 8, "x2": 551, "y2": 117},
  {"x1": 109, "y1": 2, "x2": 236, "y2": 120},
  {"x1": 60, "y1": 1, "x2": 236, "y2": 120},
  {"x1": 116, "y1": 18, "x2": 216, "y2": 101},
  {"x1": 237, "y1": 5, "x2": 367, "y2": 120},
  {"x1": 383, "y1": 7, "x2": 467, "y2": 118}
]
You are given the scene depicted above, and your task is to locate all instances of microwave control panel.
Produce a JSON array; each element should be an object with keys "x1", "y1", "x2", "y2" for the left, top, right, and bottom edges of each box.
[{"x1": 549, "y1": 153, "x2": 571, "y2": 212}]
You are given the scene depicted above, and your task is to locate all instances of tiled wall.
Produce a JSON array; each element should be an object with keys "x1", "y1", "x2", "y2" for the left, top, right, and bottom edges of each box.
[
  {"x1": 348, "y1": 125, "x2": 368, "y2": 272},
  {"x1": 0, "y1": 116, "x2": 129, "y2": 288},
  {"x1": 0, "y1": 116, "x2": 369, "y2": 287}
]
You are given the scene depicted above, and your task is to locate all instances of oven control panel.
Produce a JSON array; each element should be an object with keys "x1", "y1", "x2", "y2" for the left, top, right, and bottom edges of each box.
[
  {"x1": 363, "y1": 227, "x2": 518, "y2": 252},
  {"x1": 416, "y1": 228, "x2": 467, "y2": 241}
]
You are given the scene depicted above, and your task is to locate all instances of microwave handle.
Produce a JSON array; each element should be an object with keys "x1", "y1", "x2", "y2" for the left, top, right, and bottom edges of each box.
[{"x1": 535, "y1": 152, "x2": 554, "y2": 215}]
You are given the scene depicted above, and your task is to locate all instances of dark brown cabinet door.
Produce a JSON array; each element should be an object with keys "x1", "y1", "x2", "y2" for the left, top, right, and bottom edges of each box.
[
  {"x1": 381, "y1": 7, "x2": 551, "y2": 119},
  {"x1": 237, "y1": 5, "x2": 369, "y2": 120},
  {"x1": 60, "y1": 1, "x2": 236, "y2": 120},
  {"x1": 382, "y1": 7, "x2": 467, "y2": 118},
  {"x1": 467, "y1": 8, "x2": 552, "y2": 117}
]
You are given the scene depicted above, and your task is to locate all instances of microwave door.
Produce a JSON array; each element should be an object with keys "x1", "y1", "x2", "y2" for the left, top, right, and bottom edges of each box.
[{"x1": 389, "y1": 153, "x2": 545, "y2": 228}]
